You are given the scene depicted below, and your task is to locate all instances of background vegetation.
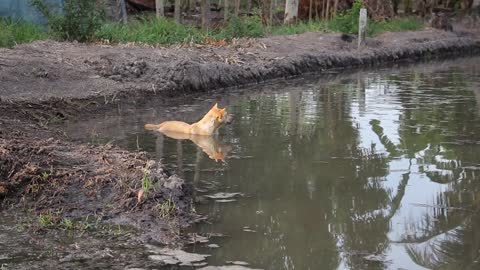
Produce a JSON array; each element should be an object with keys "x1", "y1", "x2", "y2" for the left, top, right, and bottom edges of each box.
[{"x1": 1, "y1": 0, "x2": 474, "y2": 48}]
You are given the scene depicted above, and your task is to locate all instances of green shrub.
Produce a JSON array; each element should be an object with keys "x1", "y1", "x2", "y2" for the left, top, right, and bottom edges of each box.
[
  {"x1": 328, "y1": 0, "x2": 363, "y2": 34},
  {"x1": 267, "y1": 20, "x2": 328, "y2": 36},
  {"x1": 216, "y1": 16, "x2": 265, "y2": 39},
  {"x1": 31, "y1": 0, "x2": 105, "y2": 42},
  {"x1": 0, "y1": 18, "x2": 47, "y2": 48},
  {"x1": 96, "y1": 16, "x2": 205, "y2": 45},
  {"x1": 328, "y1": 0, "x2": 423, "y2": 36},
  {"x1": 368, "y1": 17, "x2": 424, "y2": 36}
]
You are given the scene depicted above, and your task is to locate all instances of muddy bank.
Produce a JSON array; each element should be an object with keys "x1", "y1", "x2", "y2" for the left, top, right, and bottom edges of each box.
[
  {"x1": 1, "y1": 29, "x2": 479, "y2": 103},
  {"x1": 0, "y1": 114, "x2": 196, "y2": 244}
]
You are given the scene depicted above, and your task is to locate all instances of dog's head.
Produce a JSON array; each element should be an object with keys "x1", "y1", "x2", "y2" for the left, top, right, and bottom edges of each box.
[{"x1": 209, "y1": 103, "x2": 229, "y2": 126}]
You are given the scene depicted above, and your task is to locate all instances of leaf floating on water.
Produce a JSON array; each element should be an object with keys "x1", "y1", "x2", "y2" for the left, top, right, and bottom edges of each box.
[
  {"x1": 148, "y1": 255, "x2": 179, "y2": 265},
  {"x1": 207, "y1": 244, "x2": 220, "y2": 248},
  {"x1": 215, "y1": 199, "x2": 236, "y2": 203},
  {"x1": 363, "y1": 254, "x2": 387, "y2": 262},
  {"x1": 199, "y1": 265, "x2": 262, "y2": 270},
  {"x1": 205, "y1": 192, "x2": 242, "y2": 199},
  {"x1": 227, "y1": 261, "x2": 250, "y2": 266},
  {"x1": 193, "y1": 262, "x2": 209, "y2": 267},
  {"x1": 187, "y1": 233, "x2": 209, "y2": 244},
  {"x1": 148, "y1": 248, "x2": 210, "y2": 266}
]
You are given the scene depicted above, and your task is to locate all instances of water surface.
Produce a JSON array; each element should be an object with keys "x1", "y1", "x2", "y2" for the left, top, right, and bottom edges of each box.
[{"x1": 65, "y1": 57, "x2": 480, "y2": 270}]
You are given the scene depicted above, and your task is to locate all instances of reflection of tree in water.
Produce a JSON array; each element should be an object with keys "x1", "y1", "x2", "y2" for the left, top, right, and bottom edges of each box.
[
  {"x1": 381, "y1": 66, "x2": 480, "y2": 268},
  {"x1": 406, "y1": 212, "x2": 480, "y2": 270},
  {"x1": 220, "y1": 83, "x2": 395, "y2": 269}
]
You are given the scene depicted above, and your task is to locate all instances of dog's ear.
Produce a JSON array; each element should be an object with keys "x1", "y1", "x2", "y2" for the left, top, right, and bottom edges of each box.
[
  {"x1": 212, "y1": 103, "x2": 219, "y2": 110},
  {"x1": 219, "y1": 108, "x2": 226, "y2": 116}
]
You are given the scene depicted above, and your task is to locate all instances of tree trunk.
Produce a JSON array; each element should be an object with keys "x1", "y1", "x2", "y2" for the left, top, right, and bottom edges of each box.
[
  {"x1": 202, "y1": 0, "x2": 210, "y2": 29},
  {"x1": 189, "y1": 0, "x2": 195, "y2": 12},
  {"x1": 309, "y1": 0, "x2": 313, "y2": 21},
  {"x1": 269, "y1": 0, "x2": 275, "y2": 24},
  {"x1": 322, "y1": 0, "x2": 326, "y2": 20},
  {"x1": 235, "y1": 0, "x2": 240, "y2": 16},
  {"x1": 404, "y1": 0, "x2": 412, "y2": 14},
  {"x1": 224, "y1": 0, "x2": 229, "y2": 21},
  {"x1": 392, "y1": 0, "x2": 399, "y2": 14},
  {"x1": 326, "y1": 0, "x2": 330, "y2": 19},
  {"x1": 119, "y1": 0, "x2": 128, "y2": 24},
  {"x1": 333, "y1": 0, "x2": 338, "y2": 17},
  {"x1": 175, "y1": 0, "x2": 181, "y2": 23},
  {"x1": 246, "y1": 0, "x2": 251, "y2": 13},
  {"x1": 156, "y1": 0, "x2": 164, "y2": 17},
  {"x1": 284, "y1": 0, "x2": 299, "y2": 24}
]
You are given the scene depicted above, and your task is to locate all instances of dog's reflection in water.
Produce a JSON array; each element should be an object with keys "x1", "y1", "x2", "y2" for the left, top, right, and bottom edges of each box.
[{"x1": 160, "y1": 130, "x2": 231, "y2": 162}]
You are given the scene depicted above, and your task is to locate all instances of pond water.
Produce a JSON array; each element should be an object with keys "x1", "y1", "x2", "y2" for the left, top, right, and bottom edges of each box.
[{"x1": 64, "y1": 56, "x2": 480, "y2": 270}]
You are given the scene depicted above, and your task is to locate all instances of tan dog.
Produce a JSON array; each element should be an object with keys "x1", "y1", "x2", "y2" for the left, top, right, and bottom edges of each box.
[{"x1": 144, "y1": 103, "x2": 228, "y2": 135}]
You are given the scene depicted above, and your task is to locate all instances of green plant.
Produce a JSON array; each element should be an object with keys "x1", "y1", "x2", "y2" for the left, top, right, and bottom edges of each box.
[
  {"x1": 216, "y1": 16, "x2": 265, "y2": 39},
  {"x1": 78, "y1": 215, "x2": 95, "y2": 233},
  {"x1": 0, "y1": 18, "x2": 47, "y2": 48},
  {"x1": 267, "y1": 20, "x2": 328, "y2": 36},
  {"x1": 96, "y1": 16, "x2": 205, "y2": 45},
  {"x1": 328, "y1": 1, "x2": 423, "y2": 36},
  {"x1": 38, "y1": 213, "x2": 55, "y2": 228},
  {"x1": 31, "y1": 0, "x2": 105, "y2": 42},
  {"x1": 142, "y1": 170, "x2": 152, "y2": 193},
  {"x1": 47, "y1": 115, "x2": 64, "y2": 125},
  {"x1": 367, "y1": 17, "x2": 423, "y2": 36},
  {"x1": 40, "y1": 171, "x2": 50, "y2": 180},
  {"x1": 60, "y1": 218, "x2": 74, "y2": 230},
  {"x1": 156, "y1": 198, "x2": 176, "y2": 218},
  {"x1": 329, "y1": 0, "x2": 363, "y2": 34}
]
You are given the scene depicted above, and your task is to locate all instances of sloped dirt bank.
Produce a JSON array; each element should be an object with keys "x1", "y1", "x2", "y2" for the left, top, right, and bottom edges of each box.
[
  {"x1": 1, "y1": 29, "x2": 479, "y2": 102},
  {"x1": 0, "y1": 118, "x2": 196, "y2": 245}
]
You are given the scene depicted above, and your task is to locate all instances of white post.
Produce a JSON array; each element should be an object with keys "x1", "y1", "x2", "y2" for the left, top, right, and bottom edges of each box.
[{"x1": 358, "y1": 8, "x2": 367, "y2": 49}]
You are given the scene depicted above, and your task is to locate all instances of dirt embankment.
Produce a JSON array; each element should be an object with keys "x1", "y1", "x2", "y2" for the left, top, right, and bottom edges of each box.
[
  {"x1": 1, "y1": 28, "x2": 480, "y2": 243},
  {"x1": 1, "y1": 29, "x2": 479, "y2": 102}
]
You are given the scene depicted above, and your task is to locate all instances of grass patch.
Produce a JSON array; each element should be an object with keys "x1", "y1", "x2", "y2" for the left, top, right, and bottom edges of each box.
[
  {"x1": 60, "y1": 218, "x2": 74, "y2": 230},
  {"x1": 215, "y1": 16, "x2": 265, "y2": 39},
  {"x1": 94, "y1": 14, "x2": 422, "y2": 47},
  {"x1": 367, "y1": 17, "x2": 424, "y2": 36},
  {"x1": 265, "y1": 16, "x2": 423, "y2": 37},
  {"x1": 0, "y1": 18, "x2": 47, "y2": 48},
  {"x1": 156, "y1": 198, "x2": 176, "y2": 218},
  {"x1": 96, "y1": 16, "x2": 205, "y2": 45},
  {"x1": 141, "y1": 169, "x2": 152, "y2": 193},
  {"x1": 267, "y1": 21, "x2": 329, "y2": 36},
  {"x1": 96, "y1": 15, "x2": 266, "y2": 45},
  {"x1": 38, "y1": 213, "x2": 55, "y2": 228}
]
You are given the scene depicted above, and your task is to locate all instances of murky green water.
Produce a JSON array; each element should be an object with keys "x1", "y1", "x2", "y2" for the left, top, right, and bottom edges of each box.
[{"x1": 63, "y1": 57, "x2": 480, "y2": 269}]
